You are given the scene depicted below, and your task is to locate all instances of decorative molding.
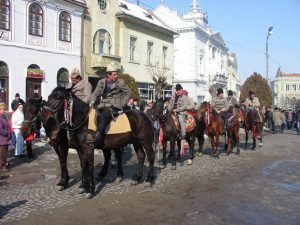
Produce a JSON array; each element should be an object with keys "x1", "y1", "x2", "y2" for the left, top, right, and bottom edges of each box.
[
  {"x1": 58, "y1": 41, "x2": 71, "y2": 51},
  {"x1": 27, "y1": 35, "x2": 43, "y2": 46}
]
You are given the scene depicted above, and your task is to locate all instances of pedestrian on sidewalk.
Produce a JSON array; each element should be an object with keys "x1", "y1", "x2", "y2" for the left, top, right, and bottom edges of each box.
[
  {"x1": 296, "y1": 109, "x2": 300, "y2": 135},
  {"x1": 0, "y1": 103, "x2": 12, "y2": 171},
  {"x1": 11, "y1": 103, "x2": 25, "y2": 157}
]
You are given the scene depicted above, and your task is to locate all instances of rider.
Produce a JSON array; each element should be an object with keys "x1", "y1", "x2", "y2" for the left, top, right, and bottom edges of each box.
[
  {"x1": 244, "y1": 90, "x2": 261, "y2": 122},
  {"x1": 211, "y1": 88, "x2": 229, "y2": 141},
  {"x1": 67, "y1": 68, "x2": 92, "y2": 104},
  {"x1": 168, "y1": 84, "x2": 190, "y2": 142},
  {"x1": 227, "y1": 90, "x2": 239, "y2": 115},
  {"x1": 90, "y1": 65, "x2": 132, "y2": 148}
]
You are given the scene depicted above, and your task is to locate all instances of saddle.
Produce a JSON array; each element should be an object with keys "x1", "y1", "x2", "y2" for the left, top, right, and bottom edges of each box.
[
  {"x1": 227, "y1": 113, "x2": 239, "y2": 129},
  {"x1": 88, "y1": 108, "x2": 131, "y2": 134},
  {"x1": 172, "y1": 113, "x2": 196, "y2": 133}
]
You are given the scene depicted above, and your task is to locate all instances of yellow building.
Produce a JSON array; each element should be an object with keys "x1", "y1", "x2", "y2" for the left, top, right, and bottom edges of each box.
[
  {"x1": 83, "y1": 0, "x2": 176, "y2": 100},
  {"x1": 271, "y1": 68, "x2": 300, "y2": 108}
]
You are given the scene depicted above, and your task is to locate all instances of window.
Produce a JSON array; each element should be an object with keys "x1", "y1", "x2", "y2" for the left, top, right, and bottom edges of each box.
[
  {"x1": 147, "y1": 42, "x2": 153, "y2": 65},
  {"x1": 93, "y1": 29, "x2": 112, "y2": 54},
  {"x1": 0, "y1": 0, "x2": 10, "y2": 30},
  {"x1": 130, "y1": 36, "x2": 137, "y2": 61},
  {"x1": 286, "y1": 84, "x2": 290, "y2": 91},
  {"x1": 59, "y1": 11, "x2": 71, "y2": 42},
  {"x1": 162, "y1": 46, "x2": 167, "y2": 67},
  {"x1": 98, "y1": 0, "x2": 107, "y2": 11},
  {"x1": 28, "y1": 3, "x2": 43, "y2": 36},
  {"x1": 212, "y1": 47, "x2": 217, "y2": 59},
  {"x1": 293, "y1": 84, "x2": 297, "y2": 91}
]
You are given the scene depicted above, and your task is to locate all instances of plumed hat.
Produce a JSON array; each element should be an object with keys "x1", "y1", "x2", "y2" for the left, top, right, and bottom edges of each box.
[
  {"x1": 175, "y1": 84, "x2": 183, "y2": 91},
  {"x1": 217, "y1": 88, "x2": 223, "y2": 95},
  {"x1": 70, "y1": 68, "x2": 81, "y2": 79},
  {"x1": 228, "y1": 90, "x2": 233, "y2": 96}
]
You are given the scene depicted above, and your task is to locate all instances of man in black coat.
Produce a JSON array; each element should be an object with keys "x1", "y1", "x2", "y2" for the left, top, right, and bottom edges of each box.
[{"x1": 11, "y1": 93, "x2": 25, "y2": 111}]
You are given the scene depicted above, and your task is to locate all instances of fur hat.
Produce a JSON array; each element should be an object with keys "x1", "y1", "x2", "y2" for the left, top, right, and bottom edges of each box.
[
  {"x1": 15, "y1": 93, "x2": 20, "y2": 97},
  {"x1": 228, "y1": 90, "x2": 233, "y2": 96},
  {"x1": 249, "y1": 90, "x2": 254, "y2": 95},
  {"x1": 106, "y1": 65, "x2": 118, "y2": 73},
  {"x1": 217, "y1": 88, "x2": 223, "y2": 95},
  {"x1": 70, "y1": 68, "x2": 81, "y2": 79},
  {"x1": 175, "y1": 84, "x2": 183, "y2": 91},
  {"x1": 0, "y1": 102, "x2": 6, "y2": 110}
]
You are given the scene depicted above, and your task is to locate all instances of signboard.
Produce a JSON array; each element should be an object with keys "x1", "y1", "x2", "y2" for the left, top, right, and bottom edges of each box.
[{"x1": 27, "y1": 69, "x2": 44, "y2": 79}]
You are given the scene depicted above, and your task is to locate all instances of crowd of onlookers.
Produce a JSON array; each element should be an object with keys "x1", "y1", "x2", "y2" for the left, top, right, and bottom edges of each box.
[{"x1": 263, "y1": 106, "x2": 300, "y2": 135}]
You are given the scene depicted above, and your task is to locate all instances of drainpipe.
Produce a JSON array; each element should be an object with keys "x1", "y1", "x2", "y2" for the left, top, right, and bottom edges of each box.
[{"x1": 80, "y1": 9, "x2": 86, "y2": 78}]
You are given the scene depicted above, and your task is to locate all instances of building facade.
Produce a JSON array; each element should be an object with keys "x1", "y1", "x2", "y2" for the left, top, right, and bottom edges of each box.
[
  {"x1": 154, "y1": 0, "x2": 241, "y2": 103},
  {"x1": 0, "y1": 0, "x2": 86, "y2": 110},
  {"x1": 271, "y1": 68, "x2": 300, "y2": 108},
  {"x1": 83, "y1": 0, "x2": 176, "y2": 100}
]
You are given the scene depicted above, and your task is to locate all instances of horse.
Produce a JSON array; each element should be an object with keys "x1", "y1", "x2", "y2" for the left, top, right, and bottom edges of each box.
[
  {"x1": 195, "y1": 101, "x2": 223, "y2": 158},
  {"x1": 22, "y1": 88, "x2": 95, "y2": 199},
  {"x1": 224, "y1": 106, "x2": 241, "y2": 155},
  {"x1": 243, "y1": 108, "x2": 263, "y2": 150},
  {"x1": 149, "y1": 98, "x2": 198, "y2": 169}
]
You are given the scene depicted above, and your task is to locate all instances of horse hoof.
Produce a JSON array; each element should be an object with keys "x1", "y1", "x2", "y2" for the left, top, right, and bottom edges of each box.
[
  {"x1": 171, "y1": 165, "x2": 176, "y2": 170},
  {"x1": 196, "y1": 152, "x2": 203, "y2": 157},
  {"x1": 187, "y1": 159, "x2": 193, "y2": 165},
  {"x1": 85, "y1": 193, "x2": 93, "y2": 199},
  {"x1": 235, "y1": 152, "x2": 240, "y2": 155},
  {"x1": 259, "y1": 144, "x2": 263, "y2": 148},
  {"x1": 78, "y1": 187, "x2": 85, "y2": 194},
  {"x1": 56, "y1": 185, "x2": 65, "y2": 191},
  {"x1": 131, "y1": 180, "x2": 139, "y2": 186},
  {"x1": 116, "y1": 177, "x2": 123, "y2": 182},
  {"x1": 144, "y1": 182, "x2": 152, "y2": 188}
]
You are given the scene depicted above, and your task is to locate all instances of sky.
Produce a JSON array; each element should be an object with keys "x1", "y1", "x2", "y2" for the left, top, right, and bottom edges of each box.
[{"x1": 133, "y1": 0, "x2": 300, "y2": 81}]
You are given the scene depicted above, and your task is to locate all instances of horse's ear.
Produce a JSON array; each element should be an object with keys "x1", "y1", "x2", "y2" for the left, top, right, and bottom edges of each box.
[
  {"x1": 37, "y1": 96, "x2": 42, "y2": 102},
  {"x1": 41, "y1": 100, "x2": 47, "y2": 107}
]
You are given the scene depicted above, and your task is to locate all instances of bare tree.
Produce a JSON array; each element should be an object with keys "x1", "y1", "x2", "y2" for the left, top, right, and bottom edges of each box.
[{"x1": 146, "y1": 61, "x2": 168, "y2": 99}]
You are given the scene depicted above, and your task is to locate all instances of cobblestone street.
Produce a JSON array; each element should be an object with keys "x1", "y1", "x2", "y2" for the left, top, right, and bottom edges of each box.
[{"x1": 1, "y1": 130, "x2": 300, "y2": 225}]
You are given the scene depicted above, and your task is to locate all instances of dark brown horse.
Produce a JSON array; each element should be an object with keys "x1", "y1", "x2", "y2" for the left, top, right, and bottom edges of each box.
[
  {"x1": 149, "y1": 98, "x2": 198, "y2": 169},
  {"x1": 243, "y1": 108, "x2": 263, "y2": 150},
  {"x1": 196, "y1": 101, "x2": 223, "y2": 158},
  {"x1": 224, "y1": 107, "x2": 241, "y2": 155}
]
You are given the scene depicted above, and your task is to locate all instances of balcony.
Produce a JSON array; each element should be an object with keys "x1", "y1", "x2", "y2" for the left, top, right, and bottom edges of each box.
[
  {"x1": 91, "y1": 53, "x2": 121, "y2": 69},
  {"x1": 212, "y1": 73, "x2": 228, "y2": 85}
]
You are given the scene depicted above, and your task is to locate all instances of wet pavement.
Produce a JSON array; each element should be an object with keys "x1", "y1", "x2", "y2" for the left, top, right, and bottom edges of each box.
[{"x1": 0, "y1": 130, "x2": 300, "y2": 225}]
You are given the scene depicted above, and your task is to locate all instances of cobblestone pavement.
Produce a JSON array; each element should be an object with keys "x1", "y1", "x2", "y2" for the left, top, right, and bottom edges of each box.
[{"x1": 0, "y1": 130, "x2": 299, "y2": 224}]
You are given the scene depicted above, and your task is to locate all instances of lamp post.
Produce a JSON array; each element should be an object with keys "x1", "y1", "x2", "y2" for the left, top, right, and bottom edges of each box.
[{"x1": 266, "y1": 26, "x2": 273, "y2": 82}]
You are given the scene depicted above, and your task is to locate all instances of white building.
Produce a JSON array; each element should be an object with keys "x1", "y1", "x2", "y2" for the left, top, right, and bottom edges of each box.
[
  {"x1": 154, "y1": 0, "x2": 241, "y2": 103},
  {"x1": 271, "y1": 68, "x2": 300, "y2": 108},
  {"x1": 0, "y1": 0, "x2": 86, "y2": 110}
]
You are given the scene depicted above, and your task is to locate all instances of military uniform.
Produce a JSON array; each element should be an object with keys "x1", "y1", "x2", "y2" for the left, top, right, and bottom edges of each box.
[
  {"x1": 245, "y1": 97, "x2": 260, "y2": 110},
  {"x1": 211, "y1": 97, "x2": 229, "y2": 113},
  {"x1": 67, "y1": 79, "x2": 92, "y2": 104},
  {"x1": 227, "y1": 96, "x2": 238, "y2": 108}
]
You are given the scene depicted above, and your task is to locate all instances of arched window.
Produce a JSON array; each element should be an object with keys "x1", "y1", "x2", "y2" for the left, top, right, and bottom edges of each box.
[
  {"x1": 0, "y1": 61, "x2": 9, "y2": 108},
  {"x1": 28, "y1": 3, "x2": 43, "y2": 36},
  {"x1": 0, "y1": 0, "x2": 10, "y2": 30},
  {"x1": 57, "y1": 68, "x2": 69, "y2": 87},
  {"x1": 59, "y1": 11, "x2": 71, "y2": 42},
  {"x1": 93, "y1": 29, "x2": 112, "y2": 55},
  {"x1": 98, "y1": 0, "x2": 107, "y2": 11}
]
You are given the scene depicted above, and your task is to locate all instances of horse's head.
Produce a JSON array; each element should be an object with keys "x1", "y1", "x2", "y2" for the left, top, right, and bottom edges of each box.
[
  {"x1": 40, "y1": 87, "x2": 69, "y2": 140},
  {"x1": 148, "y1": 98, "x2": 166, "y2": 120},
  {"x1": 21, "y1": 97, "x2": 43, "y2": 138},
  {"x1": 196, "y1": 101, "x2": 210, "y2": 121}
]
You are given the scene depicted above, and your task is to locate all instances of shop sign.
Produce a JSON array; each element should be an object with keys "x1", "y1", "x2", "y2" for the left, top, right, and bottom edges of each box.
[{"x1": 27, "y1": 69, "x2": 44, "y2": 79}]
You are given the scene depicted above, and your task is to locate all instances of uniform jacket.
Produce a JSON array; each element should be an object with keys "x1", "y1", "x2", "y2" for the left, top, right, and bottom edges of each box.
[
  {"x1": 91, "y1": 78, "x2": 132, "y2": 110},
  {"x1": 0, "y1": 114, "x2": 12, "y2": 146},
  {"x1": 67, "y1": 79, "x2": 92, "y2": 104},
  {"x1": 211, "y1": 97, "x2": 229, "y2": 113},
  {"x1": 227, "y1": 96, "x2": 238, "y2": 107},
  {"x1": 245, "y1": 97, "x2": 260, "y2": 109},
  {"x1": 11, "y1": 109, "x2": 24, "y2": 129},
  {"x1": 168, "y1": 94, "x2": 190, "y2": 115},
  {"x1": 272, "y1": 110, "x2": 282, "y2": 126}
]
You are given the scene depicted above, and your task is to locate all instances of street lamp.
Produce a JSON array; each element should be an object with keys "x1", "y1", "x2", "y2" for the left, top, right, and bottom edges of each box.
[{"x1": 266, "y1": 26, "x2": 273, "y2": 82}]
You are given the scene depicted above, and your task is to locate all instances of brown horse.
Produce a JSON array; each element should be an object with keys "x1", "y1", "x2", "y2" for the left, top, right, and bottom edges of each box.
[
  {"x1": 196, "y1": 101, "x2": 223, "y2": 158},
  {"x1": 224, "y1": 107, "x2": 241, "y2": 155}
]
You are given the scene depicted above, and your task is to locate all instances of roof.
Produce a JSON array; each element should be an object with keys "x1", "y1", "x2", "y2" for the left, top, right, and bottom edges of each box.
[
  {"x1": 117, "y1": 0, "x2": 176, "y2": 35},
  {"x1": 281, "y1": 73, "x2": 300, "y2": 77}
]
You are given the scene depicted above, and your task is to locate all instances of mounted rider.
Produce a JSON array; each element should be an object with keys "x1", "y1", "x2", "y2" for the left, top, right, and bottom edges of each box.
[
  {"x1": 90, "y1": 65, "x2": 132, "y2": 148},
  {"x1": 167, "y1": 84, "x2": 190, "y2": 142},
  {"x1": 244, "y1": 91, "x2": 261, "y2": 122},
  {"x1": 211, "y1": 88, "x2": 229, "y2": 141}
]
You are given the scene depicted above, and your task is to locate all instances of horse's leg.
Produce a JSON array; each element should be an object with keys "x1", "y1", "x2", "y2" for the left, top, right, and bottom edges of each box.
[
  {"x1": 235, "y1": 129, "x2": 240, "y2": 155},
  {"x1": 210, "y1": 136, "x2": 215, "y2": 157},
  {"x1": 245, "y1": 130, "x2": 248, "y2": 149},
  {"x1": 143, "y1": 141, "x2": 155, "y2": 186},
  {"x1": 53, "y1": 143, "x2": 69, "y2": 191},
  {"x1": 226, "y1": 132, "x2": 231, "y2": 156},
  {"x1": 161, "y1": 139, "x2": 167, "y2": 168},
  {"x1": 252, "y1": 129, "x2": 256, "y2": 150},
  {"x1": 197, "y1": 132, "x2": 204, "y2": 156},
  {"x1": 96, "y1": 149, "x2": 111, "y2": 181},
  {"x1": 215, "y1": 134, "x2": 220, "y2": 158},
  {"x1": 115, "y1": 148, "x2": 124, "y2": 182},
  {"x1": 131, "y1": 142, "x2": 145, "y2": 185},
  {"x1": 187, "y1": 135, "x2": 194, "y2": 165},
  {"x1": 26, "y1": 140, "x2": 33, "y2": 159},
  {"x1": 170, "y1": 140, "x2": 177, "y2": 170}
]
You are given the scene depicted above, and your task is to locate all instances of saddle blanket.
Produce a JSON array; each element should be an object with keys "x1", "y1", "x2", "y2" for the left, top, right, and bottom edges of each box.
[{"x1": 88, "y1": 109, "x2": 131, "y2": 134}]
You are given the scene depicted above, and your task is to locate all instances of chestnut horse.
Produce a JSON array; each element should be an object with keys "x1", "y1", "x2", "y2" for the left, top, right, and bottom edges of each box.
[
  {"x1": 224, "y1": 107, "x2": 241, "y2": 155},
  {"x1": 196, "y1": 101, "x2": 223, "y2": 158}
]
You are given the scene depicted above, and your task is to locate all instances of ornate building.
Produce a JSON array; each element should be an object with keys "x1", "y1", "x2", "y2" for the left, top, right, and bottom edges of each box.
[
  {"x1": 271, "y1": 68, "x2": 300, "y2": 108},
  {"x1": 0, "y1": 0, "x2": 86, "y2": 109},
  {"x1": 83, "y1": 0, "x2": 176, "y2": 100},
  {"x1": 154, "y1": 0, "x2": 241, "y2": 103}
]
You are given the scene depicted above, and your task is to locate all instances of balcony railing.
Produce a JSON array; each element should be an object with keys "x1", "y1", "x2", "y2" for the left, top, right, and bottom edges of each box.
[{"x1": 91, "y1": 53, "x2": 121, "y2": 69}]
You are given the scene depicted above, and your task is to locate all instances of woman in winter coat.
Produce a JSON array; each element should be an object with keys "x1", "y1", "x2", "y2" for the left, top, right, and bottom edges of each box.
[
  {"x1": 0, "y1": 103, "x2": 12, "y2": 171},
  {"x1": 11, "y1": 103, "x2": 24, "y2": 157}
]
